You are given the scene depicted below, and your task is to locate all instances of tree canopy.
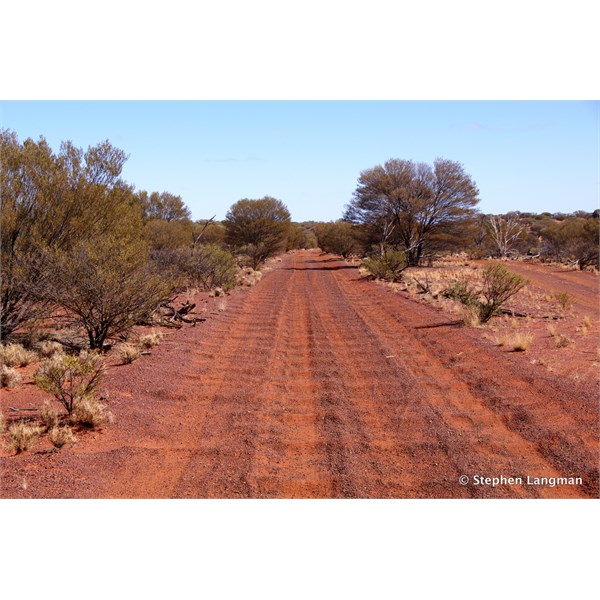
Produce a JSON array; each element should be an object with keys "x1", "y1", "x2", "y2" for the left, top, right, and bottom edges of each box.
[
  {"x1": 224, "y1": 197, "x2": 291, "y2": 269},
  {"x1": 344, "y1": 158, "x2": 480, "y2": 265}
]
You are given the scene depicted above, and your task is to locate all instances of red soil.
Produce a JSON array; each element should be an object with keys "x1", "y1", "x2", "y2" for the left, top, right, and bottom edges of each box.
[{"x1": 1, "y1": 250, "x2": 598, "y2": 498}]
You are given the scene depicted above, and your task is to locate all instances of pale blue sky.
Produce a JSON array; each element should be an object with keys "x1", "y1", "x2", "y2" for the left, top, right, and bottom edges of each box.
[{"x1": 1, "y1": 101, "x2": 597, "y2": 222}]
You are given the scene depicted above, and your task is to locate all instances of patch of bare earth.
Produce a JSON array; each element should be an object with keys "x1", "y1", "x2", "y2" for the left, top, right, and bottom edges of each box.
[{"x1": 1, "y1": 251, "x2": 598, "y2": 498}]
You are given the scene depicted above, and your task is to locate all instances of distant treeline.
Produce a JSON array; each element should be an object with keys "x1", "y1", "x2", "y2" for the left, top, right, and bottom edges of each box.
[{"x1": 1, "y1": 132, "x2": 596, "y2": 349}]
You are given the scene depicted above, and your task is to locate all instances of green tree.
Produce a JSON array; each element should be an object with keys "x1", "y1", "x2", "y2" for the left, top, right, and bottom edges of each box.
[
  {"x1": 345, "y1": 158, "x2": 480, "y2": 266},
  {"x1": 0, "y1": 131, "x2": 137, "y2": 339},
  {"x1": 224, "y1": 197, "x2": 291, "y2": 269},
  {"x1": 138, "y1": 191, "x2": 191, "y2": 222},
  {"x1": 541, "y1": 218, "x2": 599, "y2": 269}
]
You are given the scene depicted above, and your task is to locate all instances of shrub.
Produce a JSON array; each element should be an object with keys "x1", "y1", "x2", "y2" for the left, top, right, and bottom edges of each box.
[
  {"x1": 362, "y1": 250, "x2": 408, "y2": 281},
  {"x1": 139, "y1": 330, "x2": 164, "y2": 349},
  {"x1": 36, "y1": 235, "x2": 174, "y2": 350},
  {"x1": 186, "y1": 244, "x2": 238, "y2": 291},
  {"x1": 314, "y1": 221, "x2": 360, "y2": 258},
  {"x1": 39, "y1": 401, "x2": 61, "y2": 430},
  {"x1": 49, "y1": 425, "x2": 77, "y2": 448},
  {"x1": 6, "y1": 421, "x2": 42, "y2": 454},
  {"x1": 443, "y1": 277, "x2": 477, "y2": 306},
  {"x1": 553, "y1": 291, "x2": 571, "y2": 311},
  {"x1": 1, "y1": 365, "x2": 22, "y2": 388},
  {"x1": 115, "y1": 342, "x2": 141, "y2": 364},
  {"x1": 70, "y1": 396, "x2": 113, "y2": 428},
  {"x1": 477, "y1": 265, "x2": 528, "y2": 323},
  {"x1": 0, "y1": 343, "x2": 37, "y2": 367},
  {"x1": 33, "y1": 352, "x2": 105, "y2": 414},
  {"x1": 443, "y1": 265, "x2": 527, "y2": 324}
]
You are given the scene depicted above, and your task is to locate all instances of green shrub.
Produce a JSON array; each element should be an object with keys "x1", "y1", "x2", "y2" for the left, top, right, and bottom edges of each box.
[
  {"x1": 443, "y1": 277, "x2": 477, "y2": 306},
  {"x1": 362, "y1": 250, "x2": 408, "y2": 281},
  {"x1": 33, "y1": 352, "x2": 105, "y2": 415},
  {"x1": 444, "y1": 265, "x2": 527, "y2": 324},
  {"x1": 478, "y1": 265, "x2": 527, "y2": 323},
  {"x1": 314, "y1": 221, "x2": 360, "y2": 258},
  {"x1": 186, "y1": 244, "x2": 238, "y2": 291}
]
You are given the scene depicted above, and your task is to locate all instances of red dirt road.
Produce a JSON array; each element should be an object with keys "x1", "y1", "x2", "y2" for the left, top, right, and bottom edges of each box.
[{"x1": 1, "y1": 250, "x2": 598, "y2": 498}]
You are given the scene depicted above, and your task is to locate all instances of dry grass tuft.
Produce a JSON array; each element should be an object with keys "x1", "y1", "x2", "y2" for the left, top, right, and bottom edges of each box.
[
  {"x1": 493, "y1": 333, "x2": 510, "y2": 347},
  {"x1": 138, "y1": 330, "x2": 164, "y2": 349},
  {"x1": 49, "y1": 425, "x2": 77, "y2": 448},
  {"x1": 462, "y1": 304, "x2": 481, "y2": 327},
  {"x1": 6, "y1": 421, "x2": 42, "y2": 454},
  {"x1": 555, "y1": 335, "x2": 572, "y2": 348},
  {"x1": 39, "y1": 401, "x2": 61, "y2": 430},
  {"x1": 115, "y1": 343, "x2": 141, "y2": 364},
  {"x1": 38, "y1": 340, "x2": 65, "y2": 358},
  {"x1": 511, "y1": 332, "x2": 532, "y2": 352},
  {"x1": 1, "y1": 365, "x2": 22, "y2": 388},
  {"x1": 70, "y1": 396, "x2": 113, "y2": 428},
  {"x1": 0, "y1": 343, "x2": 37, "y2": 367},
  {"x1": 581, "y1": 316, "x2": 592, "y2": 335},
  {"x1": 237, "y1": 268, "x2": 263, "y2": 287}
]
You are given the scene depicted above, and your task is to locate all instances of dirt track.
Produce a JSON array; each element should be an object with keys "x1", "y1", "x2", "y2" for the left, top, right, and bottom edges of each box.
[{"x1": 1, "y1": 250, "x2": 598, "y2": 498}]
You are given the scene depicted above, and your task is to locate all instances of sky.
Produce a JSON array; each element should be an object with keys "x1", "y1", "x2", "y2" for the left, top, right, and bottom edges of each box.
[{"x1": 1, "y1": 101, "x2": 598, "y2": 223}]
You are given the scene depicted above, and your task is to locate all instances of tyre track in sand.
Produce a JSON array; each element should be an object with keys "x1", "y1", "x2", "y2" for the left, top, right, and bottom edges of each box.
[
  {"x1": 172, "y1": 250, "x2": 595, "y2": 498},
  {"x1": 3, "y1": 249, "x2": 596, "y2": 498}
]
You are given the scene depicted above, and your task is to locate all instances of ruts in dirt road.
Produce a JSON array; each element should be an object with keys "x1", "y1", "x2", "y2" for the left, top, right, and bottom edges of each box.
[{"x1": 2, "y1": 250, "x2": 598, "y2": 498}]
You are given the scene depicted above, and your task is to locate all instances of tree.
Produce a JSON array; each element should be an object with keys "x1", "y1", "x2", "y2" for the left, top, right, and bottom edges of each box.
[
  {"x1": 138, "y1": 191, "x2": 191, "y2": 222},
  {"x1": 486, "y1": 214, "x2": 525, "y2": 258},
  {"x1": 0, "y1": 131, "x2": 137, "y2": 339},
  {"x1": 541, "y1": 218, "x2": 599, "y2": 269},
  {"x1": 224, "y1": 197, "x2": 291, "y2": 269},
  {"x1": 345, "y1": 158, "x2": 480, "y2": 266}
]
